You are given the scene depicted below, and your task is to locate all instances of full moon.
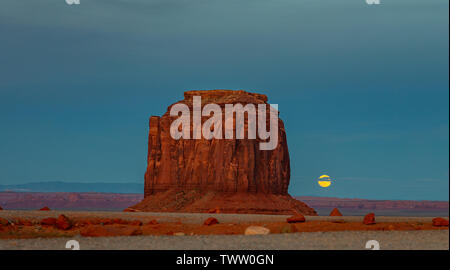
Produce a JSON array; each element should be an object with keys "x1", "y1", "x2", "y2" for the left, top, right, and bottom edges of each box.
[{"x1": 318, "y1": 175, "x2": 332, "y2": 188}]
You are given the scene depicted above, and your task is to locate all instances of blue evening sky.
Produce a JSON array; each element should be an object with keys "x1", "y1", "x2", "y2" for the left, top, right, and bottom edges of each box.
[{"x1": 0, "y1": 0, "x2": 448, "y2": 200}]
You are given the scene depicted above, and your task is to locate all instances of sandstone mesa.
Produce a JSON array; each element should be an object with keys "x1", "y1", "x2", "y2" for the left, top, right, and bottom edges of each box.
[{"x1": 131, "y1": 90, "x2": 317, "y2": 215}]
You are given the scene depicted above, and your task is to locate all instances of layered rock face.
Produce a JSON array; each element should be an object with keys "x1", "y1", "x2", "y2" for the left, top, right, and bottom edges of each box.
[
  {"x1": 145, "y1": 90, "x2": 289, "y2": 195},
  {"x1": 132, "y1": 90, "x2": 316, "y2": 215}
]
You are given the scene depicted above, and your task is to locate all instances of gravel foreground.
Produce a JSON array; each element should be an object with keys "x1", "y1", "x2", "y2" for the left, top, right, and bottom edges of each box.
[
  {"x1": 0, "y1": 230, "x2": 448, "y2": 250},
  {"x1": 1, "y1": 211, "x2": 448, "y2": 250}
]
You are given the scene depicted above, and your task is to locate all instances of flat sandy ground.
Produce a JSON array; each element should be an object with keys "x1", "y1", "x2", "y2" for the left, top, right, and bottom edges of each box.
[
  {"x1": 0, "y1": 230, "x2": 447, "y2": 250},
  {"x1": 0, "y1": 211, "x2": 448, "y2": 250}
]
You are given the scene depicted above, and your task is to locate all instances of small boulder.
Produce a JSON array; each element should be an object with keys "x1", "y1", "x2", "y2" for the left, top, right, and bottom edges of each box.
[
  {"x1": 363, "y1": 213, "x2": 376, "y2": 225},
  {"x1": 203, "y1": 217, "x2": 219, "y2": 226},
  {"x1": 0, "y1": 217, "x2": 10, "y2": 226},
  {"x1": 432, "y1": 217, "x2": 449, "y2": 227},
  {"x1": 39, "y1": 206, "x2": 51, "y2": 211},
  {"x1": 99, "y1": 219, "x2": 114, "y2": 225},
  {"x1": 147, "y1": 219, "x2": 159, "y2": 225},
  {"x1": 15, "y1": 218, "x2": 33, "y2": 226},
  {"x1": 85, "y1": 218, "x2": 101, "y2": 225},
  {"x1": 74, "y1": 220, "x2": 89, "y2": 227},
  {"x1": 286, "y1": 213, "x2": 306, "y2": 223},
  {"x1": 207, "y1": 207, "x2": 221, "y2": 214},
  {"x1": 56, "y1": 215, "x2": 72, "y2": 230},
  {"x1": 174, "y1": 232, "x2": 185, "y2": 236},
  {"x1": 112, "y1": 218, "x2": 128, "y2": 225},
  {"x1": 40, "y1": 217, "x2": 57, "y2": 226},
  {"x1": 245, "y1": 226, "x2": 270, "y2": 235},
  {"x1": 329, "y1": 208, "x2": 343, "y2": 216},
  {"x1": 129, "y1": 220, "x2": 143, "y2": 226},
  {"x1": 0, "y1": 206, "x2": 3, "y2": 210}
]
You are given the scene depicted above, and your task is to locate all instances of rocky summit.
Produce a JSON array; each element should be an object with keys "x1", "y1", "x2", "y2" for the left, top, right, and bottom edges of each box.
[{"x1": 131, "y1": 90, "x2": 317, "y2": 215}]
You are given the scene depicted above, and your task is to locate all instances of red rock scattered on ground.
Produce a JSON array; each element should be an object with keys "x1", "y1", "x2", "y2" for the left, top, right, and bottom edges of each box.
[
  {"x1": 286, "y1": 213, "x2": 306, "y2": 223},
  {"x1": 56, "y1": 215, "x2": 72, "y2": 230},
  {"x1": 129, "y1": 220, "x2": 143, "y2": 226},
  {"x1": 39, "y1": 206, "x2": 51, "y2": 211},
  {"x1": 112, "y1": 218, "x2": 129, "y2": 225},
  {"x1": 147, "y1": 219, "x2": 158, "y2": 225},
  {"x1": 208, "y1": 208, "x2": 221, "y2": 214},
  {"x1": 1, "y1": 216, "x2": 449, "y2": 238},
  {"x1": 329, "y1": 208, "x2": 343, "y2": 216},
  {"x1": 0, "y1": 217, "x2": 9, "y2": 226},
  {"x1": 78, "y1": 218, "x2": 100, "y2": 226},
  {"x1": 15, "y1": 218, "x2": 33, "y2": 226},
  {"x1": 204, "y1": 217, "x2": 219, "y2": 226},
  {"x1": 363, "y1": 213, "x2": 376, "y2": 225},
  {"x1": 432, "y1": 217, "x2": 449, "y2": 227},
  {"x1": 99, "y1": 218, "x2": 114, "y2": 225},
  {"x1": 40, "y1": 217, "x2": 57, "y2": 226}
]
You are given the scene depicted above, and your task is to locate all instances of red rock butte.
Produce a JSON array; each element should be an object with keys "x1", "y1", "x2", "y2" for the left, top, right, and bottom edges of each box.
[{"x1": 131, "y1": 90, "x2": 317, "y2": 215}]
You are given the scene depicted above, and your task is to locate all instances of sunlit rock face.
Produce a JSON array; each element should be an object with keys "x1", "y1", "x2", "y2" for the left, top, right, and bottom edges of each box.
[
  {"x1": 144, "y1": 90, "x2": 289, "y2": 196},
  {"x1": 133, "y1": 90, "x2": 316, "y2": 215}
]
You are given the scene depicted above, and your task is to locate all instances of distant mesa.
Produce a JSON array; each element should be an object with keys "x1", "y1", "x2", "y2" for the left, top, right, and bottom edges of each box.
[
  {"x1": 39, "y1": 206, "x2": 51, "y2": 211},
  {"x1": 329, "y1": 208, "x2": 343, "y2": 216},
  {"x1": 130, "y1": 90, "x2": 317, "y2": 215},
  {"x1": 296, "y1": 196, "x2": 449, "y2": 216},
  {"x1": 0, "y1": 181, "x2": 143, "y2": 193}
]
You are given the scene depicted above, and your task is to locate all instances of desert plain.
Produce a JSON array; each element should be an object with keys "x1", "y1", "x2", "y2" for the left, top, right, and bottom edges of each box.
[{"x1": 0, "y1": 210, "x2": 448, "y2": 250}]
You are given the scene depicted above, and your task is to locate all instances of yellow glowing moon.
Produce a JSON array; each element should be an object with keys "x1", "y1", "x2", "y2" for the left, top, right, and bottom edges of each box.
[
  {"x1": 318, "y1": 180, "x2": 331, "y2": 188},
  {"x1": 318, "y1": 175, "x2": 332, "y2": 188}
]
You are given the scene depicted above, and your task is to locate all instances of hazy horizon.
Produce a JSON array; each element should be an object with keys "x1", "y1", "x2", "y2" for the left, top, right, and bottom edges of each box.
[{"x1": 1, "y1": 181, "x2": 449, "y2": 202}]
